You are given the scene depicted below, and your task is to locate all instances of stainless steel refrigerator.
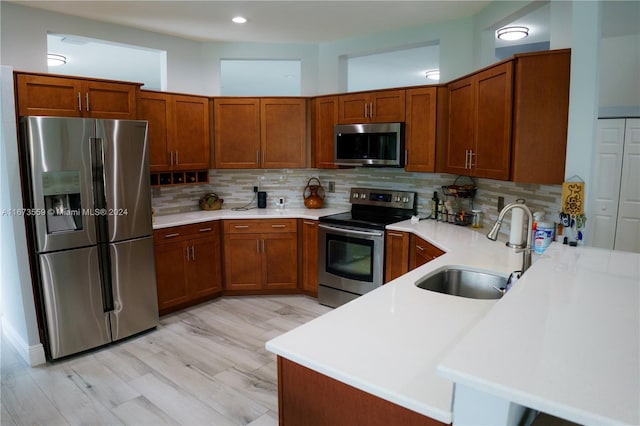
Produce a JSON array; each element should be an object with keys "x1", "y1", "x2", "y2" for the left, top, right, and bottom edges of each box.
[{"x1": 20, "y1": 116, "x2": 159, "y2": 360}]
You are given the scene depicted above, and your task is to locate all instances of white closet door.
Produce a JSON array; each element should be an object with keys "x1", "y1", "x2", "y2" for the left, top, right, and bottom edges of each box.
[
  {"x1": 591, "y1": 119, "x2": 625, "y2": 249},
  {"x1": 614, "y1": 118, "x2": 640, "y2": 252}
]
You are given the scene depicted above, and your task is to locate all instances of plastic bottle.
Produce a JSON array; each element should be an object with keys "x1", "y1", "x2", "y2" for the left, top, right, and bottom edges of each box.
[
  {"x1": 534, "y1": 221, "x2": 554, "y2": 253},
  {"x1": 437, "y1": 200, "x2": 444, "y2": 222}
]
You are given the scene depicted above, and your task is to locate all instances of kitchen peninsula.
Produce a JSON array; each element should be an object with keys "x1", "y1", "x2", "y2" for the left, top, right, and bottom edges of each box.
[{"x1": 266, "y1": 218, "x2": 640, "y2": 426}]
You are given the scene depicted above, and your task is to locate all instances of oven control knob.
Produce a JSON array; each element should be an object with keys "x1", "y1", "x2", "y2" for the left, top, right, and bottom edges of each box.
[
  {"x1": 360, "y1": 192, "x2": 367, "y2": 199},
  {"x1": 403, "y1": 196, "x2": 410, "y2": 203},
  {"x1": 395, "y1": 196, "x2": 401, "y2": 202},
  {"x1": 352, "y1": 193, "x2": 358, "y2": 199}
]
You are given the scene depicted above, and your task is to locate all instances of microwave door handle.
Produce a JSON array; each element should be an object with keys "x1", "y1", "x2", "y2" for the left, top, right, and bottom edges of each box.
[{"x1": 318, "y1": 224, "x2": 383, "y2": 237}]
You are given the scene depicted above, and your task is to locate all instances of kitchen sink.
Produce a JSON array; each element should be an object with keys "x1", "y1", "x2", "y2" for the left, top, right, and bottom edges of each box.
[{"x1": 415, "y1": 267, "x2": 508, "y2": 299}]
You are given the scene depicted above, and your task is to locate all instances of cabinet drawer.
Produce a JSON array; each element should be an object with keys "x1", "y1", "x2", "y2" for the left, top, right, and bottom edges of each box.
[
  {"x1": 224, "y1": 219, "x2": 297, "y2": 234},
  {"x1": 154, "y1": 221, "x2": 218, "y2": 243}
]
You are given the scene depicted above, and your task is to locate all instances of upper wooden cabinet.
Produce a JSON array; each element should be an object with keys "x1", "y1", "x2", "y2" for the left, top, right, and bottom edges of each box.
[
  {"x1": 405, "y1": 87, "x2": 445, "y2": 173},
  {"x1": 15, "y1": 73, "x2": 138, "y2": 119},
  {"x1": 311, "y1": 96, "x2": 339, "y2": 169},
  {"x1": 444, "y1": 62, "x2": 513, "y2": 180},
  {"x1": 511, "y1": 49, "x2": 571, "y2": 184},
  {"x1": 214, "y1": 98, "x2": 307, "y2": 169},
  {"x1": 338, "y1": 89, "x2": 405, "y2": 124},
  {"x1": 137, "y1": 91, "x2": 210, "y2": 172}
]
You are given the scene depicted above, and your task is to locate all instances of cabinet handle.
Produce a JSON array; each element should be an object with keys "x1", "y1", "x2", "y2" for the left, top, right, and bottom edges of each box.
[
  {"x1": 303, "y1": 221, "x2": 315, "y2": 225},
  {"x1": 464, "y1": 150, "x2": 469, "y2": 169},
  {"x1": 364, "y1": 103, "x2": 368, "y2": 118},
  {"x1": 164, "y1": 233, "x2": 180, "y2": 238},
  {"x1": 191, "y1": 245, "x2": 195, "y2": 261},
  {"x1": 416, "y1": 245, "x2": 425, "y2": 251},
  {"x1": 256, "y1": 150, "x2": 260, "y2": 164},
  {"x1": 77, "y1": 92, "x2": 82, "y2": 111},
  {"x1": 175, "y1": 151, "x2": 179, "y2": 166},
  {"x1": 199, "y1": 227, "x2": 212, "y2": 232},
  {"x1": 256, "y1": 240, "x2": 260, "y2": 253},
  {"x1": 271, "y1": 224, "x2": 286, "y2": 228},
  {"x1": 185, "y1": 246, "x2": 190, "y2": 261},
  {"x1": 469, "y1": 150, "x2": 475, "y2": 168},
  {"x1": 262, "y1": 239, "x2": 265, "y2": 253},
  {"x1": 234, "y1": 225, "x2": 249, "y2": 229},
  {"x1": 405, "y1": 150, "x2": 408, "y2": 165},
  {"x1": 370, "y1": 102, "x2": 373, "y2": 118},
  {"x1": 85, "y1": 93, "x2": 90, "y2": 112},
  {"x1": 388, "y1": 232, "x2": 404, "y2": 237}
]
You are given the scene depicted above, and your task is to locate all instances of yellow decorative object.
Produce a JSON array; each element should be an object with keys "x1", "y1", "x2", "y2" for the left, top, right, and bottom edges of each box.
[{"x1": 562, "y1": 181, "x2": 584, "y2": 215}]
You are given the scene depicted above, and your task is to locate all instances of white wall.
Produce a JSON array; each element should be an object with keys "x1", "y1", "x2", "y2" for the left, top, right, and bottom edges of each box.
[
  {"x1": 599, "y1": 33, "x2": 640, "y2": 116},
  {"x1": 0, "y1": 66, "x2": 45, "y2": 366}
]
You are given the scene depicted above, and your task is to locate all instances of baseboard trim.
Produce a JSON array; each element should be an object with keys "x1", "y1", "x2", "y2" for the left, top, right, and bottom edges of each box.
[{"x1": 1, "y1": 317, "x2": 46, "y2": 366}]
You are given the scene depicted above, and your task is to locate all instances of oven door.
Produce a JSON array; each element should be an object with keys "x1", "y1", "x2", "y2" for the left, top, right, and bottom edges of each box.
[{"x1": 318, "y1": 223, "x2": 384, "y2": 296}]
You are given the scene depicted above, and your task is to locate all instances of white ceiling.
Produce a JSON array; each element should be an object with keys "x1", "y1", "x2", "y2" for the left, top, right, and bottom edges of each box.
[{"x1": 13, "y1": 1, "x2": 493, "y2": 44}]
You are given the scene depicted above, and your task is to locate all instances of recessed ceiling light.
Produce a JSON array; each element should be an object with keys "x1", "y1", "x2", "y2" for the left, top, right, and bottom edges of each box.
[
  {"x1": 496, "y1": 26, "x2": 529, "y2": 41},
  {"x1": 425, "y1": 70, "x2": 440, "y2": 81},
  {"x1": 232, "y1": 16, "x2": 247, "y2": 24},
  {"x1": 47, "y1": 53, "x2": 67, "y2": 66}
]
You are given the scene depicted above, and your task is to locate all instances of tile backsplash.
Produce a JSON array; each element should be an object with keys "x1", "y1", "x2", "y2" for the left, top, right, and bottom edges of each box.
[{"x1": 152, "y1": 168, "x2": 563, "y2": 238}]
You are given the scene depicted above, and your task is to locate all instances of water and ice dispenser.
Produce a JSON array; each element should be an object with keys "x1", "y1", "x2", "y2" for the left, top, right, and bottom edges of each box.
[{"x1": 42, "y1": 171, "x2": 84, "y2": 233}]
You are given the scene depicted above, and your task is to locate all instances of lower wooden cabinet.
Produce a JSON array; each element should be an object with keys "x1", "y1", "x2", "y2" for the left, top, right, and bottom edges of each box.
[
  {"x1": 153, "y1": 221, "x2": 222, "y2": 315},
  {"x1": 223, "y1": 219, "x2": 298, "y2": 292},
  {"x1": 300, "y1": 219, "x2": 319, "y2": 296},
  {"x1": 385, "y1": 230, "x2": 410, "y2": 283},
  {"x1": 385, "y1": 231, "x2": 446, "y2": 282},
  {"x1": 410, "y1": 235, "x2": 445, "y2": 269}
]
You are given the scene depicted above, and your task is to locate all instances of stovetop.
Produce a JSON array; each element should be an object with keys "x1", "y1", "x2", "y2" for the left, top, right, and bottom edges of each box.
[{"x1": 320, "y1": 188, "x2": 417, "y2": 230}]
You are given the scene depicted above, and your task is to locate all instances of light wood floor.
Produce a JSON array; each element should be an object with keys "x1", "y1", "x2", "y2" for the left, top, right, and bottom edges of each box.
[{"x1": 1, "y1": 295, "x2": 331, "y2": 426}]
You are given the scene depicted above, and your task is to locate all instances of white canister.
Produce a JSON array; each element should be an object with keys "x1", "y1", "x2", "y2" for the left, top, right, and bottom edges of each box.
[{"x1": 534, "y1": 222, "x2": 554, "y2": 253}]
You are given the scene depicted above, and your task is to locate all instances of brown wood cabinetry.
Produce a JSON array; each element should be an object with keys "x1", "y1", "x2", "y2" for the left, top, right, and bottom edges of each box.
[
  {"x1": 299, "y1": 219, "x2": 319, "y2": 296},
  {"x1": 277, "y1": 357, "x2": 446, "y2": 426},
  {"x1": 15, "y1": 73, "x2": 138, "y2": 119},
  {"x1": 510, "y1": 49, "x2": 571, "y2": 184},
  {"x1": 338, "y1": 89, "x2": 405, "y2": 124},
  {"x1": 213, "y1": 98, "x2": 306, "y2": 169},
  {"x1": 410, "y1": 235, "x2": 445, "y2": 269},
  {"x1": 153, "y1": 221, "x2": 222, "y2": 315},
  {"x1": 384, "y1": 230, "x2": 410, "y2": 283},
  {"x1": 311, "y1": 96, "x2": 339, "y2": 169},
  {"x1": 223, "y1": 219, "x2": 298, "y2": 292},
  {"x1": 405, "y1": 87, "x2": 446, "y2": 172},
  {"x1": 138, "y1": 91, "x2": 210, "y2": 172},
  {"x1": 444, "y1": 62, "x2": 513, "y2": 180}
]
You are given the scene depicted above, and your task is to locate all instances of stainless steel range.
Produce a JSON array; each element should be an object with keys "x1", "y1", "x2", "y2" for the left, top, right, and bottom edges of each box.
[{"x1": 318, "y1": 187, "x2": 417, "y2": 308}]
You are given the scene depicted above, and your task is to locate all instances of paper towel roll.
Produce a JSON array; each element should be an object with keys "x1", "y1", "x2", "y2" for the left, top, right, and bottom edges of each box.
[{"x1": 509, "y1": 207, "x2": 524, "y2": 246}]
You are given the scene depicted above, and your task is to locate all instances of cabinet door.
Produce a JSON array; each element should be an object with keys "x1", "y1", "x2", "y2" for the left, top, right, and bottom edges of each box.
[
  {"x1": 154, "y1": 240, "x2": 189, "y2": 312},
  {"x1": 173, "y1": 95, "x2": 210, "y2": 170},
  {"x1": 410, "y1": 236, "x2": 445, "y2": 270},
  {"x1": 138, "y1": 91, "x2": 171, "y2": 172},
  {"x1": 511, "y1": 50, "x2": 570, "y2": 184},
  {"x1": 263, "y1": 233, "x2": 298, "y2": 290},
  {"x1": 187, "y1": 236, "x2": 222, "y2": 298},
  {"x1": 16, "y1": 74, "x2": 83, "y2": 117},
  {"x1": 372, "y1": 90, "x2": 405, "y2": 123},
  {"x1": 445, "y1": 76, "x2": 475, "y2": 175},
  {"x1": 261, "y1": 98, "x2": 306, "y2": 168},
  {"x1": 312, "y1": 96, "x2": 339, "y2": 169},
  {"x1": 338, "y1": 93, "x2": 369, "y2": 124},
  {"x1": 405, "y1": 87, "x2": 437, "y2": 172},
  {"x1": 473, "y1": 62, "x2": 513, "y2": 180},
  {"x1": 82, "y1": 81, "x2": 137, "y2": 120},
  {"x1": 384, "y1": 231, "x2": 410, "y2": 283},
  {"x1": 213, "y1": 98, "x2": 261, "y2": 168},
  {"x1": 300, "y1": 220, "x2": 318, "y2": 295},
  {"x1": 223, "y1": 233, "x2": 262, "y2": 291}
]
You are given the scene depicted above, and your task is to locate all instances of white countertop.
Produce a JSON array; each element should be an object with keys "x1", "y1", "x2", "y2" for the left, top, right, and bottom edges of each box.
[
  {"x1": 265, "y1": 218, "x2": 640, "y2": 425},
  {"x1": 152, "y1": 207, "x2": 349, "y2": 229}
]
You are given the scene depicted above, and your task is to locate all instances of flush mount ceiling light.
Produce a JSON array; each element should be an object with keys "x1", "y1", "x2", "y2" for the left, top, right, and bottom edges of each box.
[
  {"x1": 47, "y1": 53, "x2": 67, "y2": 66},
  {"x1": 425, "y1": 69, "x2": 440, "y2": 81},
  {"x1": 496, "y1": 26, "x2": 529, "y2": 41},
  {"x1": 232, "y1": 16, "x2": 247, "y2": 24}
]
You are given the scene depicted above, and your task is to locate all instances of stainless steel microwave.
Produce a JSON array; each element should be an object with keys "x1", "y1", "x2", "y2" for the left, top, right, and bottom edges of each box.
[{"x1": 334, "y1": 122, "x2": 405, "y2": 167}]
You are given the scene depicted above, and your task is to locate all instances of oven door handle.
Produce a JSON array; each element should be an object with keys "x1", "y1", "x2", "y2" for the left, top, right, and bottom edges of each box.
[{"x1": 318, "y1": 224, "x2": 384, "y2": 237}]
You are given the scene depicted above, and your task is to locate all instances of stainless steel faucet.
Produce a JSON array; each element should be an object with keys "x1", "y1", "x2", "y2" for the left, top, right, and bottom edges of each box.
[{"x1": 486, "y1": 202, "x2": 534, "y2": 272}]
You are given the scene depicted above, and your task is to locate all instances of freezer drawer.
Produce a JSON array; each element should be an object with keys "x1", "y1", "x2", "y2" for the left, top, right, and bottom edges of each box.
[
  {"x1": 109, "y1": 236, "x2": 158, "y2": 340},
  {"x1": 39, "y1": 247, "x2": 111, "y2": 359}
]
